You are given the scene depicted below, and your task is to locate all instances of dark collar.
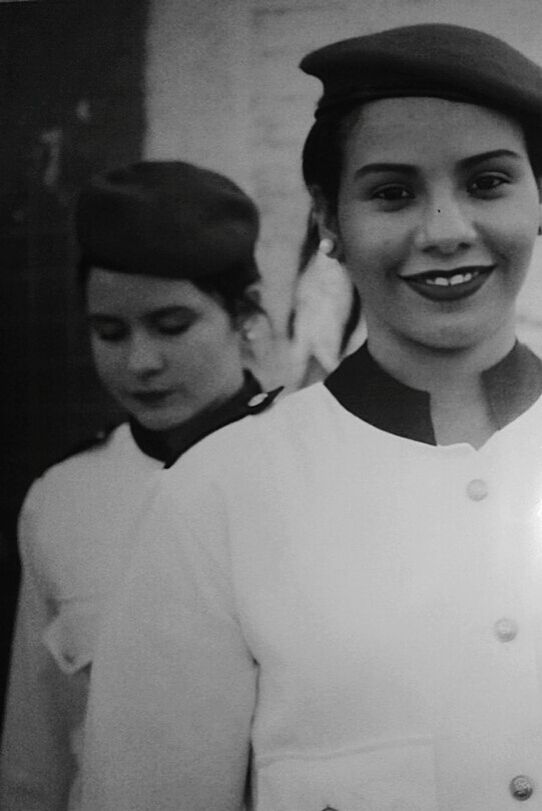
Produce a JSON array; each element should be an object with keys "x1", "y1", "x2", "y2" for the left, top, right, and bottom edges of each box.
[
  {"x1": 325, "y1": 341, "x2": 542, "y2": 445},
  {"x1": 130, "y1": 370, "x2": 262, "y2": 465}
]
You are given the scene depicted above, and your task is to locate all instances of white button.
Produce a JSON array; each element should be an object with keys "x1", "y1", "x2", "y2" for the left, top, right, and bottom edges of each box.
[
  {"x1": 510, "y1": 774, "x2": 534, "y2": 800},
  {"x1": 248, "y1": 393, "x2": 267, "y2": 408},
  {"x1": 466, "y1": 479, "x2": 488, "y2": 501},
  {"x1": 494, "y1": 617, "x2": 518, "y2": 642}
]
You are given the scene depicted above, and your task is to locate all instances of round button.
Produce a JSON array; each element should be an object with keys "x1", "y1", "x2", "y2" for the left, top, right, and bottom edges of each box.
[
  {"x1": 494, "y1": 617, "x2": 518, "y2": 642},
  {"x1": 248, "y1": 393, "x2": 268, "y2": 408},
  {"x1": 510, "y1": 775, "x2": 534, "y2": 801},
  {"x1": 466, "y1": 479, "x2": 488, "y2": 501}
]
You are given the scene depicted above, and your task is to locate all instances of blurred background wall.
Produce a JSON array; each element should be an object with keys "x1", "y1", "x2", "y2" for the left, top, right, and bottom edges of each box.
[{"x1": 2, "y1": 0, "x2": 542, "y2": 722}]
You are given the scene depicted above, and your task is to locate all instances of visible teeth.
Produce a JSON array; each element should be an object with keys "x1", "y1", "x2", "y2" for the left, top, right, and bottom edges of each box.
[
  {"x1": 425, "y1": 271, "x2": 476, "y2": 287},
  {"x1": 451, "y1": 272, "x2": 474, "y2": 285}
]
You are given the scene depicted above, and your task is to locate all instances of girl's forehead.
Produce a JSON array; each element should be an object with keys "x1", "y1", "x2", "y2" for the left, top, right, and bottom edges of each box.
[
  {"x1": 344, "y1": 97, "x2": 527, "y2": 163},
  {"x1": 86, "y1": 268, "x2": 208, "y2": 313}
]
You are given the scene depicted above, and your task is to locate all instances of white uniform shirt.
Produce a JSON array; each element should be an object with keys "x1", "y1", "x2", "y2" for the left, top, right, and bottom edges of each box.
[
  {"x1": 0, "y1": 371, "x2": 266, "y2": 811},
  {"x1": 81, "y1": 366, "x2": 542, "y2": 810},
  {"x1": 0, "y1": 424, "x2": 162, "y2": 811}
]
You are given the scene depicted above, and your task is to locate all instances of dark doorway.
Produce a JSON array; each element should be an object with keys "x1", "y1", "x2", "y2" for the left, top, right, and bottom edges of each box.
[{"x1": 0, "y1": 0, "x2": 148, "y2": 727}]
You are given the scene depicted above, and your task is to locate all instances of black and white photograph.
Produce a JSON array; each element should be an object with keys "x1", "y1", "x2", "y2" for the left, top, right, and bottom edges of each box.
[{"x1": 2, "y1": 1, "x2": 542, "y2": 809}]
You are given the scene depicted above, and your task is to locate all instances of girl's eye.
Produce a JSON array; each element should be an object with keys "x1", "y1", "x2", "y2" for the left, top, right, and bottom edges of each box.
[
  {"x1": 469, "y1": 173, "x2": 508, "y2": 194},
  {"x1": 372, "y1": 184, "x2": 412, "y2": 201},
  {"x1": 368, "y1": 184, "x2": 414, "y2": 210},
  {"x1": 90, "y1": 321, "x2": 127, "y2": 342},
  {"x1": 154, "y1": 318, "x2": 194, "y2": 336}
]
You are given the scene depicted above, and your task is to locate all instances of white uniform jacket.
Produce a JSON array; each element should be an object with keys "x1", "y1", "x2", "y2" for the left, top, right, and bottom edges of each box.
[
  {"x1": 0, "y1": 424, "x2": 162, "y2": 810},
  {"x1": 81, "y1": 343, "x2": 542, "y2": 811},
  {"x1": 0, "y1": 371, "x2": 266, "y2": 811}
]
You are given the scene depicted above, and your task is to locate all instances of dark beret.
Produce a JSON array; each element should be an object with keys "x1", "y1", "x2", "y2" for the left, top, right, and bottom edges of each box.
[
  {"x1": 300, "y1": 23, "x2": 542, "y2": 129},
  {"x1": 75, "y1": 161, "x2": 259, "y2": 283}
]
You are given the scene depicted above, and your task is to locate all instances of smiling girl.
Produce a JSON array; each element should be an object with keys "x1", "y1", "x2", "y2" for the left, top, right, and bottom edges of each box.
[
  {"x1": 314, "y1": 95, "x2": 541, "y2": 449},
  {"x1": 82, "y1": 26, "x2": 542, "y2": 811}
]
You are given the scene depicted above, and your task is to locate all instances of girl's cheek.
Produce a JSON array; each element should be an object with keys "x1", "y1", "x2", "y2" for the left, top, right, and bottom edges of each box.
[{"x1": 493, "y1": 222, "x2": 538, "y2": 256}]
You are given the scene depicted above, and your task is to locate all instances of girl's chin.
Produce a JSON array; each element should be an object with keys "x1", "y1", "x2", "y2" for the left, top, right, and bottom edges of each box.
[
  {"x1": 370, "y1": 317, "x2": 512, "y2": 357},
  {"x1": 130, "y1": 407, "x2": 191, "y2": 432},
  {"x1": 407, "y1": 323, "x2": 511, "y2": 354},
  {"x1": 401, "y1": 301, "x2": 517, "y2": 349}
]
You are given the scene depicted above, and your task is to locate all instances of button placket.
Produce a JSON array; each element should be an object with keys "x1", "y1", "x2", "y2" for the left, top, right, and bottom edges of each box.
[{"x1": 460, "y1": 462, "x2": 535, "y2": 807}]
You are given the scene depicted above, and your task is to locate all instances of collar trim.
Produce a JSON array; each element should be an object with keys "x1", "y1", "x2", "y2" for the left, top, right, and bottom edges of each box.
[
  {"x1": 325, "y1": 342, "x2": 542, "y2": 445},
  {"x1": 130, "y1": 370, "x2": 261, "y2": 464}
]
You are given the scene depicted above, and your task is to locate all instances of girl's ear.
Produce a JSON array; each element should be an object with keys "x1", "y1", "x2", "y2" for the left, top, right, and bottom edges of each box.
[
  {"x1": 309, "y1": 187, "x2": 344, "y2": 262},
  {"x1": 233, "y1": 284, "x2": 272, "y2": 367}
]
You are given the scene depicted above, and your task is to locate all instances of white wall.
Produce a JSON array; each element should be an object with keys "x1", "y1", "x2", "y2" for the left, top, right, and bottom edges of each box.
[{"x1": 144, "y1": 0, "x2": 252, "y2": 184}]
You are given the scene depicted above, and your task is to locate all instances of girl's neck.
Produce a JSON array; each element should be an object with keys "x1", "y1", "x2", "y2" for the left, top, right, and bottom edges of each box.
[
  {"x1": 367, "y1": 327, "x2": 516, "y2": 448},
  {"x1": 367, "y1": 327, "x2": 516, "y2": 394}
]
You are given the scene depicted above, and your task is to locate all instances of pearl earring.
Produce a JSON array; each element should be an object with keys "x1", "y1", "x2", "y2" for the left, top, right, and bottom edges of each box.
[
  {"x1": 319, "y1": 237, "x2": 335, "y2": 256},
  {"x1": 241, "y1": 325, "x2": 255, "y2": 341}
]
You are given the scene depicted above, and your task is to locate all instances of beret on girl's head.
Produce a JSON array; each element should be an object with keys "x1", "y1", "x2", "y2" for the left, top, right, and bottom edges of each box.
[
  {"x1": 75, "y1": 161, "x2": 260, "y2": 283},
  {"x1": 300, "y1": 23, "x2": 542, "y2": 129}
]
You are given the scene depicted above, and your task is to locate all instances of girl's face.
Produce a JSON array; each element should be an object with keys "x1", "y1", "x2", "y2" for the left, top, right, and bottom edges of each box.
[
  {"x1": 327, "y1": 97, "x2": 541, "y2": 357},
  {"x1": 86, "y1": 269, "x2": 245, "y2": 431}
]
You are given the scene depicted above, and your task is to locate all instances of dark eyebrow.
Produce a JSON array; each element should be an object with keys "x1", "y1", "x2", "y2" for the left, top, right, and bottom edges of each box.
[
  {"x1": 353, "y1": 162, "x2": 416, "y2": 180},
  {"x1": 147, "y1": 306, "x2": 196, "y2": 318},
  {"x1": 458, "y1": 149, "x2": 523, "y2": 170},
  {"x1": 87, "y1": 306, "x2": 196, "y2": 320},
  {"x1": 353, "y1": 150, "x2": 523, "y2": 181}
]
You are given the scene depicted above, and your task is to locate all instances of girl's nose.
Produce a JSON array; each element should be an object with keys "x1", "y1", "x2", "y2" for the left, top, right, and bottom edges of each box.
[
  {"x1": 126, "y1": 333, "x2": 164, "y2": 375},
  {"x1": 414, "y1": 198, "x2": 477, "y2": 255}
]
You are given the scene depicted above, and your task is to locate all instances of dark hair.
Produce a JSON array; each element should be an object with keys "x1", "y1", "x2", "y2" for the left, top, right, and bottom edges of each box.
[
  {"x1": 301, "y1": 103, "x2": 362, "y2": 214},
  {"x1": 296, "y1": 211, "x2": 321, "y2": 277},
  {"x1": 523, "y1": 121, "x2": 542, "y2": 179},
  {"x1": 192, "y1": 265, "x2": 265, "y2": 321},
  {"x1": 78, "y1": 258, "x2": 266, "y2": 324},
  {"x1": 302, "y1": 102, "x2": 542, "y2": 213}
]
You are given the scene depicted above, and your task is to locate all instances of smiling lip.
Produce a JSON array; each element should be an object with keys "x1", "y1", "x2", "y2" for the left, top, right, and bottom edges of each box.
[{"x1": 401, "y1": 266, "x2": 495, "y2": 302}]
